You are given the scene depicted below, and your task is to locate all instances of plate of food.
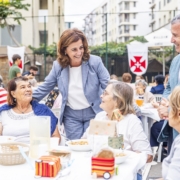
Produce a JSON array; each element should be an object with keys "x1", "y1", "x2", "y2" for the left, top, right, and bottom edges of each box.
[
  {"x1": 66, "y1": 139, "x2": 91, "y2": 151},
  {"x1": 114, "y1": 150, "x2": 128, "y2": 164},
  {"x1": 0, "y1": 136, "x2": 15, "y2": 143}
]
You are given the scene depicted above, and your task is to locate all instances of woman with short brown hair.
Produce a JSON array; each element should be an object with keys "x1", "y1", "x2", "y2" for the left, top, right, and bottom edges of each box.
[
  {"x1": 0, "y1": 76, "x2": 60, "y2": 140},
  {"x1": 33, "y1": 28, "x2": 110, "y2": 140}
]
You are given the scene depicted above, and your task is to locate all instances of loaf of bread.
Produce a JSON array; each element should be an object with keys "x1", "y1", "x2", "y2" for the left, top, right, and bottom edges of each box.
[{"x1": 97, "y1": 149, "x2": 114, "y2": 159}]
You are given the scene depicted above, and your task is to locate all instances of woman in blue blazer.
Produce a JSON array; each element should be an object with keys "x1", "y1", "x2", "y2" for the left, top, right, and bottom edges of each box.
[{"x1": 33, "y1": 28, "x2": 110, "y2": 140}]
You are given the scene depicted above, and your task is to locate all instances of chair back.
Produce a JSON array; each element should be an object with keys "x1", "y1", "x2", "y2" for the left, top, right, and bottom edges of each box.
[{"x1": 154, "y1": 94, "x2": 162, "y2": 103}]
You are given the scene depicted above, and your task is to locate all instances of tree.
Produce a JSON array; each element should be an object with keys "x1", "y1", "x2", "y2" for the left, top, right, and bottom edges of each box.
[
  {"x1": 90, "y1": 36, "x2": 147, "y2": 58},
  {"x1": 0, "y1": 0, "x2": 30, "y2": 46},
  {"x1": 29, "y1": 43, "x2": 57, "y2": 57}
]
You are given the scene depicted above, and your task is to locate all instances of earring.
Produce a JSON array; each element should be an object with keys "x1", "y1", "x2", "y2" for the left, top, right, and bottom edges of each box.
[
  {"x1": 14, "y1": 98, "x2": 16, "y2": 102},
  {"x1": 65, "y1": 52, "x2": 67, "y2": 55}
]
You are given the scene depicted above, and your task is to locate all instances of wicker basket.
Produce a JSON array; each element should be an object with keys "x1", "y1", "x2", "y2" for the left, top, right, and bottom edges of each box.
[{"x1": 0, "y1": 142, "x2": 29, "y2": 166}]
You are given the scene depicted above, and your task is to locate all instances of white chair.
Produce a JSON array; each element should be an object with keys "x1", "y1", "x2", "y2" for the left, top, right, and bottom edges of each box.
[
  {"x1": 154, "y1": 94, "x2": 162, "y2": 103},
  {"x1": 157, "y1": 142, "x2": 163, "y2": 162}
]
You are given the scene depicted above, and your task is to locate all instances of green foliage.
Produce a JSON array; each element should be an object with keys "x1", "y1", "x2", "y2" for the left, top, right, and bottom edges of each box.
[
  {"x1": 90, "y1": 42, "x2": 126, "y2": 57},
  {"x1": 90, "y1": 36, "x2": 147, "y2": 57},
  {"x1": 129, "y1": 36, "x2": 148, "y2": 43},
  {"x1": 0, "y1": 0, "x2": 30, "y2": 27},
  {"x1": 149, "y1": 47, "x2": 173, "y2": 62},
  {"x1": 29, "y1": 43, "x2": 57, "y2": 57}
]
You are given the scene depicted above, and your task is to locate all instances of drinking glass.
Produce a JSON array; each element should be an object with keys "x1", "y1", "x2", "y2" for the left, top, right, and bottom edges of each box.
[{"x1": 29, "y1": 116, "x2": 50, "y2": 158}]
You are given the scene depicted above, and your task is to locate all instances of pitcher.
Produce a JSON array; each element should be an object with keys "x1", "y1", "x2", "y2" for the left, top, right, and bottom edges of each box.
[{"x1": 29, "y1": 116, "x2": 50, "y2": 158}]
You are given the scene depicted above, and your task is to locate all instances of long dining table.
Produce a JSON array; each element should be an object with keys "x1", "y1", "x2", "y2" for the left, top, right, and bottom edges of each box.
[{"x1": 0, "y1": 147, "x2": 147, "y2": 180}]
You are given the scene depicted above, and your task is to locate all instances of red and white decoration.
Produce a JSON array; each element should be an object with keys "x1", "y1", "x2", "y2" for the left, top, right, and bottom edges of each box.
[
  {"x1": 127, "y1": 44, "x2": 148, "y2": 75},
  {"x1": 7, "y1": 46, "x2": 25, "y2": 73}
]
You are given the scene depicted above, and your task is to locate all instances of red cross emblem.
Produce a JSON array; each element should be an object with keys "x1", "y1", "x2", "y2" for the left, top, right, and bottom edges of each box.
[
  {"x1": 9, "y1": 60, "x2": 23, "y2": 69},
  {"x1": 130, "y1": 56, "x2": 146, "y2": 72}
]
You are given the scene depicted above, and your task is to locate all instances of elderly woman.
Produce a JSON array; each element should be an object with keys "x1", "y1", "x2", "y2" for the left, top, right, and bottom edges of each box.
[
  {"x1": 0, "y1": 77, "x2": 60, "y2": 139},
  {"x1": 83, "y1": 81, "x2": 152, "y2": 180},
  {"x1": 33, "y1": 28, "x2": 110, "y2": 140},
  {"x1": 135, "y1": 79, "x2": 155, "y2": 103},
  {"x1": 156, "y1": 86, "x2": 180, "y2": 180},
  {"x1": 83, "y1": 82, "x2": 152, "y2": 156}
]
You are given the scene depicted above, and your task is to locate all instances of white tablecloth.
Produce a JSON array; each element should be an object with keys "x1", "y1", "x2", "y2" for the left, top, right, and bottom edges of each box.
[{"x1": 0, "y1": 149, "x2": 147, "y2": 180}]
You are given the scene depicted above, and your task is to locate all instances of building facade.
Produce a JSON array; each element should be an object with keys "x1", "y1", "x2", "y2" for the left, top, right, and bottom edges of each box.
[
  {"x1": 0, "y1": 0, "x2": 65, "y2": 47},
  {"x1": 84, "y1": 0, "x2": 151, "y2": 46},
  {"x1": 149, "y1": 0, "x2": 180, "y2": 32}
]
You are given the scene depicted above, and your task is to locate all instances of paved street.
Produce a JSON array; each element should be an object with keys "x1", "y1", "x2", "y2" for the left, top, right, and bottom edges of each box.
[{"x1": 147, "y1": 163, "x2": 162, "y2": 180}]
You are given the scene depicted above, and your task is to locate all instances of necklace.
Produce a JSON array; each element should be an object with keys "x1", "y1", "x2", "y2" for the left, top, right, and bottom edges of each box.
[{"x1": 15, "y1": 104, "x2": 31, "y2": 114}]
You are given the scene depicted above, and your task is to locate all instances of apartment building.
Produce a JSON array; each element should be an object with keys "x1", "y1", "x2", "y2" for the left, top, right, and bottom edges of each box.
[
  {"x1": 0, "y1": 0, "x2": 65, "y2": 47},
  {"x1": 149, "y1": 0, "x2": 180, "y2": 32},
  {"x1": 84, "y1": 0, "x2": 151, "y2": 45}
]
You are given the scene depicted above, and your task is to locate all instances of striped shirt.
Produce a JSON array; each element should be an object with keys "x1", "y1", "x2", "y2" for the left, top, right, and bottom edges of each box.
[{"x1": 0, "y1": 87, "x2": 7, "y2": 106}]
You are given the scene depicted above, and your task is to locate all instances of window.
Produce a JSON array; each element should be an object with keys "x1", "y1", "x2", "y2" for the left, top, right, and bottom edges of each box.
[
  {"x1": 39, "y1": 0, "x2": 48, "y2": 9},
  {"x1": 164, "y1": 15, "x2": 166, "y2": 24},
  {"x1": 124, "y1": 25, "x2": 129, "y2": 33},
  {"x1": 159, "y1": 18, "x2": 161, "y2": 26},
  {"x1": 164, "y1": 0, "x2": 166, "y2": 6},
  {"x1": 39, "y1": 31, "x2": 48, "y2": 45},
  {"x1": 159, "y1": 1, "x2": 161, "y2": 9},
  {"x1": 125, "y1": 2, "x2": 129, "y2": 10},
  {"x1": 119, "y1": 2, "x2": 122, "y2": 11},
  {"x1": 119, "y1": 15, "x2": 122, "y2": 23},
  {"x1": 125, "y1": 14, "x2": 129, "y2": 22},
  {"x1": 102, "y1": 15, "x2": 107, "y2": 24},
  {"x1": 125, "y1": 37, "x2": 129, "y2": 42},
  {"x1": 133, "y1": 13, "x2": 136, "y2": 19},
  {"x1": 133, "y1": 2, "x2": 136, "y2": 7},
  {"x1": 1, "y1": 25, "x2": 21, "y2": 46},
  {"x1": 169, "y1": 11, "x2": 171, "y2": 22},
  {"x1": 133, "y1": 25, "x2": 136, "y2": 31}
]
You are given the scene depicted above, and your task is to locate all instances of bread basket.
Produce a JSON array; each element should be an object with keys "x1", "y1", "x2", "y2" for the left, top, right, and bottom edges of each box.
[{"x1": 0, "y1": 142, "x2": 29, "y2": 165}]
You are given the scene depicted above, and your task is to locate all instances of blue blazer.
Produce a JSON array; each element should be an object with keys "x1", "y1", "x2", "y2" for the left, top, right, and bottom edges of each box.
[
  {"x1": 158, "y1": 54, "x2": 180, "y2": 142},
  {"x1": 33, "y1": 55, "x2": 110, "y2": 124}
]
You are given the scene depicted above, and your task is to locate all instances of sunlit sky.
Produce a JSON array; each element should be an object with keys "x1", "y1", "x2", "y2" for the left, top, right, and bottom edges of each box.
[{"x1": 65, "y1": 0, "x2": 104, "y2": 29}]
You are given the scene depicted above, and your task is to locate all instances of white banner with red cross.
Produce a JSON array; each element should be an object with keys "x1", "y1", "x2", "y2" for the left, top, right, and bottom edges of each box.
[
  {"x1": 127, "y1": 44, "x2": 148, "y2": 75},
  {"x1": 7, "y1": 46, "x2": 25, "y2": 73}
]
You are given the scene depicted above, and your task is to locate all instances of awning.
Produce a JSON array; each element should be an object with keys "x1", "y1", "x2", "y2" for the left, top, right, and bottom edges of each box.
[{"x1": 145, "y1": 28, "x2": 173, "y2": 47}]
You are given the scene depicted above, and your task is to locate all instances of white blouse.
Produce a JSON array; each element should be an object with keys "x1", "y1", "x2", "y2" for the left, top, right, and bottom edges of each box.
[
  {"x1": 83, "y1": 111, "x2": 152, "y2": 155},
  {"x1": 67, "y1": 65, "x2": 90, "y2": 110},
  {"x1": 0, "y1": 109, "x2": 35, "y2": 137}
]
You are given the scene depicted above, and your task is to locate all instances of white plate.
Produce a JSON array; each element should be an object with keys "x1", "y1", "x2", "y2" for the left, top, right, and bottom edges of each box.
[
  {"x1": 0, "y1": 136, "x2": 15, "y2": 143},
  {"x1": 66, "y1": 139, "x2": 91, "y2": 151}
]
